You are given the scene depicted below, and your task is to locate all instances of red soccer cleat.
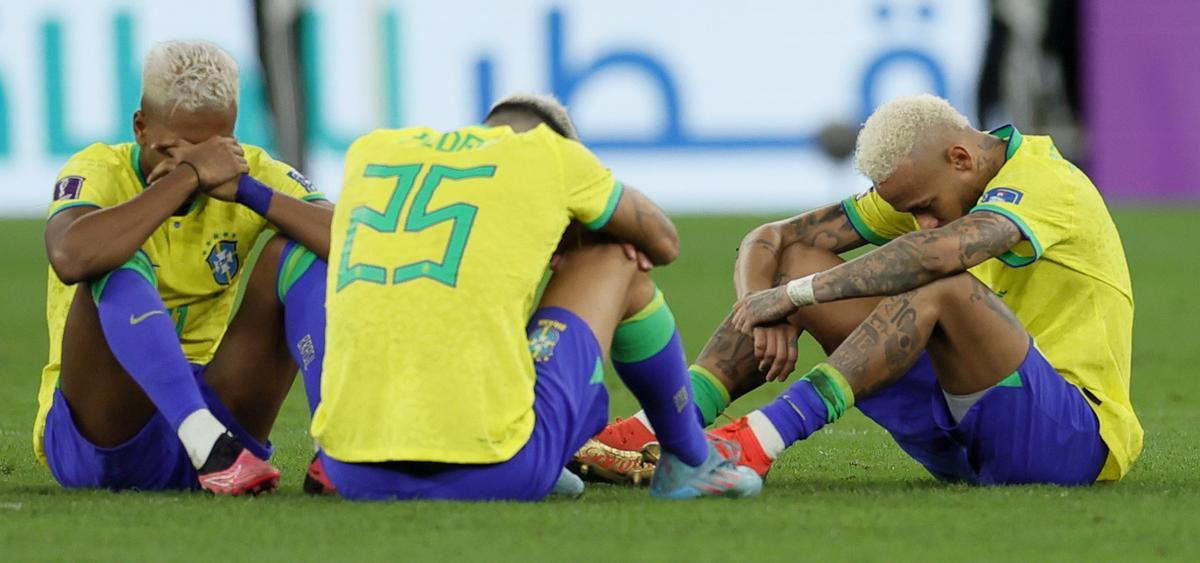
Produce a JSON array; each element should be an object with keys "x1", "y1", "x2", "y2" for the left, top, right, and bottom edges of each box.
[
  {"x1": 708, "y1": 416, "x2": 776, "y2": 478},
  {"x1": 594, "y1": 416, "x2": 658, "y2": 453},
  {"x1": 303, "y1": 453, "x2": 337, "y2": 495},
  {"x1": 196, "y1": 434, "x2": 281, "y2": 496},
  {"x1": 570, "y1": 416, "x2": 660, "y2": 485}
]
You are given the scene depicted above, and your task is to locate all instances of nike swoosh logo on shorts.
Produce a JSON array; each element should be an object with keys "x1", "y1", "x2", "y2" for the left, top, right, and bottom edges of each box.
[{"x1": 129, "y1": 310, "x2": 166, "y2": 325}]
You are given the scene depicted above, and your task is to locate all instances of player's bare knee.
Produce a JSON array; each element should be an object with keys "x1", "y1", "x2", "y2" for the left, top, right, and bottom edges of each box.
[
  {"x1": 257, "y1": 235, "x2": 291, "y2": 268},
  {"x1": 778, "y1": 244, "x2": 843, "y2": 282},
  {"x1": 556, "y1": 242, "x2": 637, "y2": 277},
  {"x1": 917, "y1": 272, "x2": 978, "y2": 312}
]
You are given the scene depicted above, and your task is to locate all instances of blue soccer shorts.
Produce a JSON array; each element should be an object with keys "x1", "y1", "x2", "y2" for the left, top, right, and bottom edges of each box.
[
  {"x1": 855, "y1": 339, "x2": 1108, "y2": 485},
  {"x1": 43, "y1": 364, "x2": 272, "y2": 490},
  {"x1": 321, "y1": 306, "x2": 610, "y2": 501}
]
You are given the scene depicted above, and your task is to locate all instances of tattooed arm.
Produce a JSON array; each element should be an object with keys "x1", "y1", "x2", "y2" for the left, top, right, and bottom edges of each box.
[
  {"x1": 734, "y1": 203, "x2": 866, "y2": 298},
  {"x1": 731, "y1": 211, "x2": 1022, "y2": 332},
  {"x1": 600, "y1": 184, "x2": 680, "y2": 266},
  {"x1": 812, "y1": 210, "x2": 1021, "y2": 301}
]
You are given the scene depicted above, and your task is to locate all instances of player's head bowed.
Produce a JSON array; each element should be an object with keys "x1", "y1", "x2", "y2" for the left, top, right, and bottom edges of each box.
[
  {"x1": 485, "y1": 93, "x2": 580, "y2": 141},
  {"x1": 855, "y1": 94, "x2": 1001, "y2": 230},
  {"x1": 134, "y1": 40, "x2": 241, "y2": 172}
]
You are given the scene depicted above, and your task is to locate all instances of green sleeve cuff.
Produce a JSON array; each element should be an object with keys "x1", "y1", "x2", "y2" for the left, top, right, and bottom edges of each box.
[
  {"x1": 840, "y1": 197, "x2": 891, "y2": 246},
  {"x1": 47, "y1": 201, "x2": 100, "y2": 219},
  {"x1": 90, "y1": 250, "x2": 157, "y2": 303},
  {"x1": 584, "y1": 180, "x2": 624, "y2": 230},
  {"x1": 970, "y1": 204, "x2": 1043, "y2": 267}
]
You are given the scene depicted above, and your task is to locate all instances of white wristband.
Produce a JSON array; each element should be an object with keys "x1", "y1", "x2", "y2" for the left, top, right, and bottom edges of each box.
[{"x1": 785, "y1": 274, "x2": 817, "y2": 307}]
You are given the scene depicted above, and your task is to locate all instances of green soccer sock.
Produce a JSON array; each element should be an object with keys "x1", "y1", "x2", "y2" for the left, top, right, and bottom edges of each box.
[
  {"x1": 611, "y1": 286, "x2": 709, "y2": 466},
  {"x1": 688, "y1": 365, "x2": 731, "y2": 426}
]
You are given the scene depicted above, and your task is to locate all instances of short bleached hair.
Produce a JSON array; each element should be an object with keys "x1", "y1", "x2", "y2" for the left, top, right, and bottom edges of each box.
[
  {"x1": 141, "y1": 40, "x2": 239, "y2": 114},
  {"x1": 486, "y1": 93, "x2": 580, "y2": 141},
  {"x1": 854, "y1": 94, "x2": 971, "y2": 184}
]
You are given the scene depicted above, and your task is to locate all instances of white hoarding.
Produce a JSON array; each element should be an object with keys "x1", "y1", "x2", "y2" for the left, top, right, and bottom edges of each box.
[{"x1": 0, "y1": 0, "x2": 986, "y2": 216}]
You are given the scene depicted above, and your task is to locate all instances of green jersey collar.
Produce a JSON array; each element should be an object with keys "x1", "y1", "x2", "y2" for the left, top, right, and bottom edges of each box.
[
  {"x1": 130, "y1": 143, "x2": 149, "y2": 188},
  {"x1": 988, "y1": 124, "x2": 1023, "y2": 161}
]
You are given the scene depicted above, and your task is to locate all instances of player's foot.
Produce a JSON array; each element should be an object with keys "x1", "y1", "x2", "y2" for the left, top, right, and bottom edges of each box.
[
  {"x1": 303, "y1": 453, "x2": 337, "y2": 496},
  {"x1": 570, "y1": 416, "x2": 659, "y2": 485},
  {"x1": 649, "y1": 437, "x2": 762, "y2": 500},
  {"x1": 570, "y1": 438, "x2": 657, "y2": 486},
  {"x1": 596, "y1": 416, "x2": 657, "y2": 452},
  {"x1": 550, "y1": 468, "x2": 585, "y2": 498},
  {"x1": 708, "y1": 416, "x2": 775, "y2": 478},
  {"x1": 196, "y1": 433, "x2": 281, "y2": 496}
]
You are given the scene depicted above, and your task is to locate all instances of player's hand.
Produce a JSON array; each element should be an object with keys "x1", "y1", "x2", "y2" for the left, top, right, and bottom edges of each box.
[
  {"x1": 145, "y1": 155, "x2": 181, "y2": 185},
  {"x1": 156, "y1": 137, "x2": 248, "y2": 187},
  {"x1": 732, "y1": 286, "x2": 797, "y2": 335},
  {"x1": 622, "y1": 243, "x2": 654, "y2": 272},
  {"x1": 753, "y1": 323, "x2": 800, "y2": 381}
]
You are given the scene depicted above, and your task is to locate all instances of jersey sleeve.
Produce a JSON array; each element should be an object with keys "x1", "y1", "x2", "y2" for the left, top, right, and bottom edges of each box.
[
  {"x1": 553, "y1": 133, "x2": 622, "y2": 230},
  {"x1": 47, "y1": 145, "x2": 127, "y2": 218},
  {"x1": 840, "y1": 188, "x2": 919, "y2": 245},
  {"x1": 245, "y1": 146, "x2": 329, "y2": 203},
  {"x1": 970, "y1": 182, "x2": 1072, "y2": 267}
]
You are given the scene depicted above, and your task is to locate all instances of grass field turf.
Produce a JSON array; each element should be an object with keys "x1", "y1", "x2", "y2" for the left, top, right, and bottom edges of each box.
[{"x1": 0, "y1": 210, "x2": 1197, "y2": 561}]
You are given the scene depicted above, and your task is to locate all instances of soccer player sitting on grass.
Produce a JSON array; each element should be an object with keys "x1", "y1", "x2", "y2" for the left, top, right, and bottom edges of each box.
[
  {"x1": 290, "y1": 94, "x2": 761, "y2": 501},
  {"x1": 36, "y1": 40, "x2": 333, "y2": 495},
  {"x1": 578, "y1": 94, "x2": 1141, "y2": 486}
]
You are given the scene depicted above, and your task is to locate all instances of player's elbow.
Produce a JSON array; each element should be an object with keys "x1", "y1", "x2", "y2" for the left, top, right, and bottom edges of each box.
[
  {"x1": 47, "y1": 245, "x2": 89, "y2": 285},
  {"x1": 647, "y1": 230, "x2": 680, "y2": 266}
]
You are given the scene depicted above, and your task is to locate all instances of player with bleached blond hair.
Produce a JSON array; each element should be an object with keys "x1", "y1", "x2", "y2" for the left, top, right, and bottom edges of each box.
[
  {"x1": 578, "y1": 94, "x2": 1142, "y2": 487},
  {"x1": 36, "y1": 40, "x2": 333, "y2": 495}
]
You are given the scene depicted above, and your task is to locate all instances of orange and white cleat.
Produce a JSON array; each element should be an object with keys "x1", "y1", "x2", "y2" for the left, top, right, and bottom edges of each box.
[{"x1": 708, "y1": 416, "x2": 775, "y2": 478}]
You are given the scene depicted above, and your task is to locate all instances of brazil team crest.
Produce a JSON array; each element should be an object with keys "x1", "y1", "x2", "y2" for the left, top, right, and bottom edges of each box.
[
  {"x1": 529, "y1": 319, "x2": 567, "y2": 363},
  {"x1": 206, "y1": 238, "x2": 240, "y2": 286}
]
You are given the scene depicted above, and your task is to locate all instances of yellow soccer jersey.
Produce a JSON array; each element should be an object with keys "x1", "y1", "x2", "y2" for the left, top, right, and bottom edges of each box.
[
  {"x1": 842, "y1": 125, "x2": 1141, "y2": 480},
  {"x1": 315, "y1": 124, "x2": 623, "y2": 463},
  {"x1": 34, "y1": 142, "x2": 327, "y2": 464}
]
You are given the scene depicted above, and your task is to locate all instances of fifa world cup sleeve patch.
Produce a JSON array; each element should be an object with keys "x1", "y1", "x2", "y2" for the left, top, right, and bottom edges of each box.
[
  {"x1": 981, "y1": 187, "x2": 1024, "y2": 205},
  {"x1": 287, "y1": 169, "x2": 317, "y2": 193},
  {"x1": 54, "y1": 176, "x2": 85, "y2": 200}
]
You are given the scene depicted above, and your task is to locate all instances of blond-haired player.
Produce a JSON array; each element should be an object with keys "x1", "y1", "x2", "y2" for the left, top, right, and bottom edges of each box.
[
  {"x1": 583, "y1": 94, "x2": 1140, "y2": 486},
  {"x1": 38, "y1": 40, "x2": 333, "y2": 495}
]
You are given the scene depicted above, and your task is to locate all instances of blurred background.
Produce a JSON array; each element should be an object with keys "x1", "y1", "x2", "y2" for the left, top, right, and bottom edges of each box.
[{"x1": 0, "y1": 0, "x2": 1195, "y2": 215}]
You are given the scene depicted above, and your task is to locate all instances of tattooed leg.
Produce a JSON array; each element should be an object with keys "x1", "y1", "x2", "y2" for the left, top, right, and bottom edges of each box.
[
  {"x1": 829, "y1": 271, "x2": 1028, "y2": 397},
  {"x1": 727, "y1": 272, "x2": 1030, "y2": 466},
  {"x1": 695, "y1": 244, "x2": 882, "y2": 400}
]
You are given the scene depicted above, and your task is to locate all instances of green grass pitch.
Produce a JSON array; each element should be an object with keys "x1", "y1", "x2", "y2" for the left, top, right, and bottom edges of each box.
[{"x1": 0, "y1": 210, "x2": 1197, "y2": 561}]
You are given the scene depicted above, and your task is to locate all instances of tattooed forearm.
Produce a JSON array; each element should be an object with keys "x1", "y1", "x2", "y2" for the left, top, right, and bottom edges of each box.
[
  {"x1": 602, "y1": 185, "x2": 680, "y2": 265},
  {"x1": 811, "y1": 211, "x2": 1021, "y2": 303}
]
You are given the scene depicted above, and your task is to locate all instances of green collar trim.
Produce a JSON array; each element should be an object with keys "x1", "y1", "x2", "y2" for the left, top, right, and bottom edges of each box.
[
  {"x1": 988, "y1": 124, "x2": 1023, "y2": 161},
  {"x1": 130, "y1": 143, "x2": 148, "y2": 188}
]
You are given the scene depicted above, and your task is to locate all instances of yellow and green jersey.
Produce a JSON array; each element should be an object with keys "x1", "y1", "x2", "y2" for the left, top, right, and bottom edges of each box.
[
  {"x1": 843, "y1": 125, "x2": 1141, "y2": 481},
  {"x1": 315, "y1": 124, "x2": 623, "y2": 464},
  {"x1": 34, "y1": 142, "x2": 326, "y2": 464}
]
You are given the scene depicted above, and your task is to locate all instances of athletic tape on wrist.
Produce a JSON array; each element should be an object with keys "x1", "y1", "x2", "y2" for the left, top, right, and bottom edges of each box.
[
  {"x1": 236, "y1": 175, "x2": 274, "y2": 217},
  {"x1": 785, "y1": 274, "x2": 817, "y2": 307}
]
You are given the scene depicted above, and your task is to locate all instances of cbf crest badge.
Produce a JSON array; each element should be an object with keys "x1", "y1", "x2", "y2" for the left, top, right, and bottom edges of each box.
[
  {"x1": 206, "y1": 237, "x2": 240, "y2": 286},
  {"x1": 529, "y1": 319, "x2": 567, "y2": 363}
]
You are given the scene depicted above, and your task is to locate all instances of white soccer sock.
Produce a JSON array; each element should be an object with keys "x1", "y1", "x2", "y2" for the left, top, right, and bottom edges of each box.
[
  {"x1": 632, "y1": 410, "x2": 655, "y2": 433},
  {"x1": 746, "y1": 410, "x2": 787, "y2": 460},
  {"x1": 178, "y1": 409, "x2": 228, "y2": 469}
]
